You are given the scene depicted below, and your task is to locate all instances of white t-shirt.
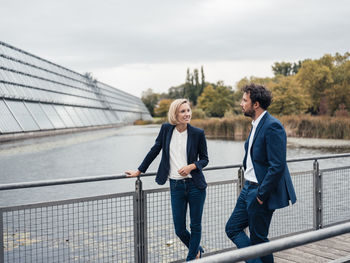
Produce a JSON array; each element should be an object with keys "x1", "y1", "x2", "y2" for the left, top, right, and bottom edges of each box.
[
  {"x1": 244, "y1": 111, "x2": 267, "y2": 183},
  {"x1": 169, "y1": 128, "x2": 191, "y2": 180}
]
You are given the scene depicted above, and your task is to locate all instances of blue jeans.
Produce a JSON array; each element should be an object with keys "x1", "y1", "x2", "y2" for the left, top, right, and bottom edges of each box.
[
  {"x1": 225, "y1": 181, "x2": 274, "y2": 263},
  {"x1": 170, "y1": 178, "x2": 206, "y2": 261}
]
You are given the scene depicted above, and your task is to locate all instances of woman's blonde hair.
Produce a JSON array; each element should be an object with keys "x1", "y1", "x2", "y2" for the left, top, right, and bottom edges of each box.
[{"x1": 168, "y1": 99, "x2": 191, "y2": 125}]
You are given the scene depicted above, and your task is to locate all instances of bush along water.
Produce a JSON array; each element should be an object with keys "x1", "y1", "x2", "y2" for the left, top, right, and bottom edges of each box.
[
  {"x1": 280, "y1": 115, "x2": 350, "y2": 140},
  {"x1": 191, "y1": 116, "x2": 251, "y2": 140},
  {"x1": 192, "y1": 115, "x2": 350, "y2": 140},
  {"x1": 140, "y1": 115, "x2": 350, "y2": 140}
]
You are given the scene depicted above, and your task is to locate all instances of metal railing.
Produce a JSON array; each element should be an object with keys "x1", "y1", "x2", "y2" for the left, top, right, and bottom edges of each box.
[
  {"x1": 0, "y1": 153, "x2": 350, "y2": 262},
  {"x1": 195, "y1": 221, "x2": 350, "y2": 263}
]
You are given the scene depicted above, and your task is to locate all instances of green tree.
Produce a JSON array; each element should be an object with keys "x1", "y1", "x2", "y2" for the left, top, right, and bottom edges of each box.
[
  {"x1": 183, "y1": 68, "x2": 192, "y2": 101},
  {"x1": 297, "y1": 59, "x2": 333, "y2": 113},
  {"x1": 236, "y1": 76, "x2": 273, "y2": 89},
  {"x1": 182, "y1": 67, "x2": 207, "y2": 105},
  {"x1": 154, "y1": 99, "x2": 173, "y2": 117},
  {"x1": 234, "y1": 77, "x2": 275, "y2": 114},
  {"x1": 325, "y1": 54, "x2": 350, "y2": 115},
  {"x1": 272, "y1": 62, "x2": 293, "y2": 76},
  {"x1": 331, "y1": 53, "x2": 350, "y2": 85},
  {"x1": 235, "y1": 75, "x2": 311, "y2": 116},
  {"x1": 189, "y1": 69, "x2": 199, "y2": 105},
  {"x1": 197, "y1": 82, "x2": 234, "y2": 117},
  {"x1": 292, "y1": 61, "x2": 302, "y2": 74},
  {"x1": 200, "y1": 66, "x2": 205, "y2": 96},
  {"x1": 268, "y1": 76, "x2": 310, "y2": 115},
  {"x1": 168, "y1": 85, "x2": 185, "y2": 99},
  {"x1": 186, "y1": 68, "x2": 191, "y2": 83},
  {"x1": 272, "y1": 61, "x2": 302, "y2": 76},
  {"x1": 324, "y1": 82, "x2": 350, "y2": 115},
  {"x1": 141, "y1": 88, "x2": 159, "y2": 116},
  {"x1": 236, "y1": 77, "x2": 250, "y2": 90}
]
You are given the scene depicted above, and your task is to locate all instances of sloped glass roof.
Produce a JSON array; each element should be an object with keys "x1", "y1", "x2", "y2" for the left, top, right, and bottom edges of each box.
[{"x1": 0, "y1": 41, "x2": 152, "y2": 134}]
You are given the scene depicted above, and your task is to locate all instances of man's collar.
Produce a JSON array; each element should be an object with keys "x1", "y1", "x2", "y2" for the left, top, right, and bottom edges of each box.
[{"x1": 252, "y1": 110, "x2": 267, "y2": 127}]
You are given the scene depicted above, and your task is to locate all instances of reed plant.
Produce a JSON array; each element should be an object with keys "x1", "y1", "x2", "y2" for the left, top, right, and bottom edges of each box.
[
  {"x1": 191, "y1": 116, "x2": 251, "y2": 140},
  {"x1": 192, "y1": 115, "x2": 350, "y2": 140},
  {"x1": 147, "y1": 114, "x2": 350, "y2": 140},
  {"x1": 280, "y1": 115, "x2": 350, "y2": 139}
]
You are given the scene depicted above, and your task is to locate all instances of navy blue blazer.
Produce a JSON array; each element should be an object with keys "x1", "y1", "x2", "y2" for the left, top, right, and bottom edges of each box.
[
  {"x1": 243, "y1": 112, "x2": 297, "y2": 210},
  {"x1": 138, "y1": 123, "x2": 209, "y2": 189}
]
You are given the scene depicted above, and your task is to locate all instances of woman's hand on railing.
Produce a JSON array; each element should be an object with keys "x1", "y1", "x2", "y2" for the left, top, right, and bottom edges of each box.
[{"x1": 125, "y1": 170, "x2": 141, "y2": 177}]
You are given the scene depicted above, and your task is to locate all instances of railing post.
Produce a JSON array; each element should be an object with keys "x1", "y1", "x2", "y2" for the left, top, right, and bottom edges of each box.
[
  {"x1": 237, "y1": 166, "x2": 244, "y2": 198},
  {"x1": 237, "y1": 166, "x2": 249, "y2": 235},
  {"x1": 313, "y1": 159, "x2": 323, "y2": 230},
  {"x1": 0, "y1": 210, "x2": 4, "y2": 263},
  {"x1": 134, "y1": 177, "x2": 147, "y2": 263}
]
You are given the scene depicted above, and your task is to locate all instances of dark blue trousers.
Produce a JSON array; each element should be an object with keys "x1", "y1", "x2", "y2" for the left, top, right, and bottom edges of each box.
[
  {"x1": 170, "y1": 178, "x2": 206, "y2": 261},
  {"x1": 225, "y1": 181, "x2": 274, "y2": 263}
]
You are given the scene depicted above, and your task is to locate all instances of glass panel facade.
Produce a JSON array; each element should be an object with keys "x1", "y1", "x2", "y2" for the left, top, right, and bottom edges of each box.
[
  {"x1": 95, "y1": 109, "x2": 109, "y2": 125},
  {"x1": 81, "y1": 108, "x2": 96, "y2": 126},
  {"x1": 104, "y1": 110, "x2": 118, "y2": 123},
  {"x1": 25, "y1": 102, "x2": 54, "y2": 130},
  {"x1": 40, "y1": 104, "x2": 66, "y2": 129},
  {"x1": 0, "y1": 99, "x2": 22, "y2": 133},
  {"x1": 118, "y1": 112, "x2": 126, "y2": 122},
  {"x1": 0, "y1": 82, "x2": 10, "y2": 96},
  {"x1": 64, "y1": 106, "x2": 84, "y2": 127},
  {"x1": 72, "y1": 107, "x2": 91, "y2": 126},
  {"x1": 86, "y1": 108, "x2": 103, "y2": 125},
  {"x1": 5, "y1": 100, "x2": 39, "y2": 131},
  {"x1": 0, "y1": 41, "x2": 152, "y2": 135},
  {"x1": 53, "y1": 105, "x2": 75, "y2": 128}
]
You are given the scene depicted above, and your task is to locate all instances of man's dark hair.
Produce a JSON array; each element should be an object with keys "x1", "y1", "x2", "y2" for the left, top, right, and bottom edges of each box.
[{"x1": 242, "y1": 83, "x2": 272, "y2": 110}]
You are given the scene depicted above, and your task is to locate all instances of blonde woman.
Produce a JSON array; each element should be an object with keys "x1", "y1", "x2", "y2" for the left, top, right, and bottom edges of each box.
[{"x1": 126, "y1": 99, "x2": 208, "y2": 261}]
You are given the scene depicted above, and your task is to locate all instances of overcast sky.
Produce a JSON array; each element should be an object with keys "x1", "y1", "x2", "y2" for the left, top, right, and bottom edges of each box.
[{"x1": 2, "y1": 0, "x2": 349, "y2": 97}]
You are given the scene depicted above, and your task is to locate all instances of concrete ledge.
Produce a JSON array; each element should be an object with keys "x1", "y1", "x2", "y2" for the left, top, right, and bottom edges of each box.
[
  {"x1": 0, "y1": 124, "x2": 126, "y2": 143},
  {"x1": 287, "y1": 137, "x2": 350, "y2": 149}
]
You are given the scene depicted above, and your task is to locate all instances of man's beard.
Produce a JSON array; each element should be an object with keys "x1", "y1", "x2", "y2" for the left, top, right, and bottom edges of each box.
[{"x1": 243, "y1": 107, "x2": 255, "y2": 119}]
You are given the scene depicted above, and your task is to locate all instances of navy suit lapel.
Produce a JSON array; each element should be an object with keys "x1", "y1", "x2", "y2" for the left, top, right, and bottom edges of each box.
[
  {"x1": 186, "y1": 124, "x2": 193, "y2": 164},
  {"x1": 166, "y1": 125, "x2": 175, "y2": 158},
  {"x1": 251, "y1": 112, "x2": 269, "y2": 147},
  {"x1": 243, "y1": 128, "x2": 251, "y2": 169}
]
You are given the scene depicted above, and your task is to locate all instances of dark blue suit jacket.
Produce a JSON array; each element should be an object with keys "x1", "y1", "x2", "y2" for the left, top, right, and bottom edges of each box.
[
  {"x1": 243, "y1": 112, "x2": 297, "y2": 210},
  {"x1": 138, "y1": 123, "x2": 209, "y2": 189}
]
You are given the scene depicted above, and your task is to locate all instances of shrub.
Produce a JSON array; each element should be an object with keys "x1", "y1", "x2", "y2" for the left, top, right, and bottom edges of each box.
[{"x1": 191, "y1": 108, "x2": 207, "y2": 119}]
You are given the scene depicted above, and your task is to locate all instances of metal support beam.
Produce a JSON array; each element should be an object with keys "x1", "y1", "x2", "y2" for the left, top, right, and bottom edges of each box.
[
  {"x1": 0, "y1": 211, "x2": 4, "y2": 263},
  {"x1": 313, "y1": 160, "x2": 323, "y2": 230},
  {"x1": 237, "y1": 166, "x2": 244, "y2": 198},
  {"x1": 134, "y1": 177, "x2": 147, "y2": 263}
]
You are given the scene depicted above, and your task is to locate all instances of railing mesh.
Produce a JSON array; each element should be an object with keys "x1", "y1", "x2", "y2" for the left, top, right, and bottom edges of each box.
[
  {"x1": 270, "y1": 170, "x2": 314, "y2": 237},
  {"x1": 145, "y1": 180, "x2": 237, "y2": 263},
  {"x1": 0, "y1": 165, "x2": 349, "y2": 262},
  {"x1": 2, "y1": 194, "x2": 134, "y2": 263},
  {"x1": 322, "y1": 166, "x2": 350, "y2": 227}
]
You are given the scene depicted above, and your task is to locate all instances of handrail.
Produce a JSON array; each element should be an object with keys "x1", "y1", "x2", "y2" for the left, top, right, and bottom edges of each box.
[
  {"x1": 195, "y1": 221, "x2": 350, "y2": 262},
  {"x1": 286, "y1": 153, "x2": 350, "y2": 162},
  {"x1": 0, "y1": 153, "x2": 349, "y2": 191}
]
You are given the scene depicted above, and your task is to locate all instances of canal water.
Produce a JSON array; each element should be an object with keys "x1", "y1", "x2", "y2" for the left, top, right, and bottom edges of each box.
[{"x1": 0, "y1": 125, "x2": 349, "y2": 207}]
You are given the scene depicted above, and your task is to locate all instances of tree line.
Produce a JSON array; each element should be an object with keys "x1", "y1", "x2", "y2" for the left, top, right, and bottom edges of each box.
[{"x1": 142, "y1": 52, "x2": 350, "y2": 118}]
